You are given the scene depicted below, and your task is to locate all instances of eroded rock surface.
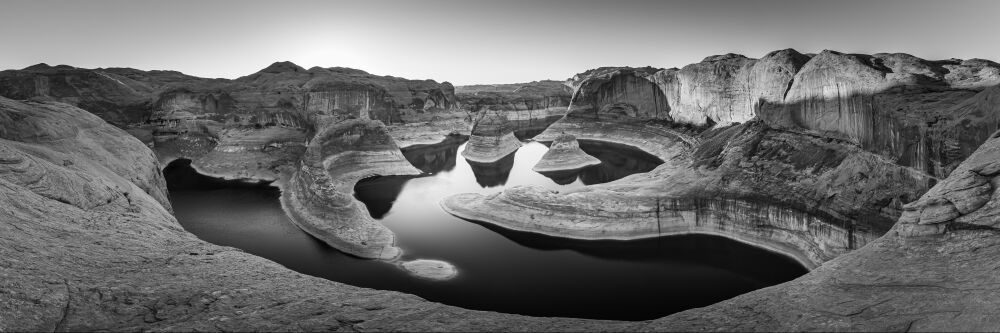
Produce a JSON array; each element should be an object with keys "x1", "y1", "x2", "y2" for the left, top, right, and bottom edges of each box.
[
  {"x1": 532, "y1": 134, "x2": 600, "y2": 172},
  {"x1": 281, "y1": 119, "x2": 422, "y2": 259}
]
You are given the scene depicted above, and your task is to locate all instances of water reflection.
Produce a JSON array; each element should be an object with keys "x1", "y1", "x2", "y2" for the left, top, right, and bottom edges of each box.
[
  {"x1": 511, "y1": 115, "x2": 564, "y2": 141},
  {"x1": 535, "y1": 140, "x2": 664, "y2": 185},
  {"x1": 402, "y1": 134, "x2": 467, "y2": 174},
  {"x1": 467, "y1": 152, "x2": 516, "y2": 187}
]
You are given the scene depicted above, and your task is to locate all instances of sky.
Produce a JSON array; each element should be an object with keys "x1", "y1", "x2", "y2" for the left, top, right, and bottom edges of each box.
[{"x1": 1, "y1": 0, "x2": 998, "y2": 85}]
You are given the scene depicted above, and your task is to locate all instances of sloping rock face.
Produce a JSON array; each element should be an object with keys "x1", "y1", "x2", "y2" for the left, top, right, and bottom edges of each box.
[
  {"x1": 281, "y1": 119, "x2": 422, "y2": 259},
  {"x1": 0, "y1": 96, "x2": 645, "y2": 332},
  {"x1": 462, "y1": 108, "x2": 523, "y2": 163},
  {"x1": 0, "y1": 97, "x2": 170, "y2": 211},
  {"x1": 532, "y1": 134, "x2": 601, "y2": 172}
]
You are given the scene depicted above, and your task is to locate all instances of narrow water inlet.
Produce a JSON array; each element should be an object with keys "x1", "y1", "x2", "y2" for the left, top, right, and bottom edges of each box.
[{"x1": 164, "y1": 138, "x2": 808, "y2": 321}]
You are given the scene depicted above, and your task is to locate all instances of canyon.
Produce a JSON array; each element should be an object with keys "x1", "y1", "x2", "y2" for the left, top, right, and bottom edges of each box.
[{"x1": 3, "y1": 47, "x2": 1000, "y2": 331}]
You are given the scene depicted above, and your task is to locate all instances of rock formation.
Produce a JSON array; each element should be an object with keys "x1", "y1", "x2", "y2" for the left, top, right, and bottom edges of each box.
[
  {"x1": 281, "y1": 119, "x2": 422, "y2": 259},
  {"x1": 532, "y1": 134, "x2": 601, "y2": 172},
  {"x1": 0, "y1": 95, "x2": 644, "y2": 331},
  {"x1": 445, "y1": 119, "x2": 937, "y2": 268},
  {"x1": 456, "y1": 81, "x2": 572, "y2": 141},
  {"x1": 494, "y1": 50, "x2": 1000, "y2": 265},
  {"x1": 461, "y1": 108, "x2": 523, "y2": 163},
  {"x1": 546, "y1": 50, "x2": 1000, "y2": 178},
  {"x1": 398, "y1": 259, "x2": 459, "y2": 281},
  {"x1": 7, "y1": 47, "x2": 1000, "y2": 331}
]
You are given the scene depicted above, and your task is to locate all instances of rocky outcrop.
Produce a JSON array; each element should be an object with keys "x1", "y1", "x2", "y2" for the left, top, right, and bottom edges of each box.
[
  {"x1": 281, "y1": 119, "x2": 422, "y2": 259},
  {"x1": 398, "y1": 259, "x2": 459, "y2": 281},
  {"x1": 462, "y1": 108, "x2": 522, "y2": 163},
  {"x1": 532, "y1": 134, "x2": 600, "y2": 172},
  {"x1": 565, "y1": 67, "x2": 669, "y2": 122}
]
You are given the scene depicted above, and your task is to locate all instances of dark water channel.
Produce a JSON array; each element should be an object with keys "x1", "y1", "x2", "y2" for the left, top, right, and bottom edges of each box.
[{"x1": 167, "y1": 135, "x2": 807, "y2": 321}]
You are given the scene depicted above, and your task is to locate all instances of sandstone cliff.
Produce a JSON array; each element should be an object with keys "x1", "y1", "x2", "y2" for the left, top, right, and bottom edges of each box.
[{"x1": 549, "y1": 49, "x2": 1000, "y2": 178}]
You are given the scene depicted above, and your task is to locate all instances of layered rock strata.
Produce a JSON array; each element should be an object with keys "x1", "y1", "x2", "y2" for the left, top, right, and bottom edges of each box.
[
  {"x1": 532, "y1": 134, "x2": 601, "y2": 172},
  {"x1": 461, "y1": 108, "x2": 523, "y2": 163},
  {"x1": 281, "y1": 119, "x2": 422, "y2": 259}
]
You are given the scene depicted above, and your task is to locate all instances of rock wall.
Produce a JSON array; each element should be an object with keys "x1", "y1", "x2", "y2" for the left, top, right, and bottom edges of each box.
[
  {"x1": 550, "y1": 49, "x2": 1000, "y2": 180},
  {"x1": 565, "y1": 68, "x2": 669, "y2": 122}
]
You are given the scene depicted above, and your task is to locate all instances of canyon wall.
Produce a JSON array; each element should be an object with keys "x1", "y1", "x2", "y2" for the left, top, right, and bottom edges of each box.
[
  {"x1": 0, "y1": 61, "x2": 463, "y2": 182},
  {"x1": 550, "y1": 49, "x2": 1000, "y2": 178}
]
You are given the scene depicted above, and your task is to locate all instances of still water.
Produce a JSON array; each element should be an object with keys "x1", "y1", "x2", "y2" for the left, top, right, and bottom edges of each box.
[{"x1": 167, "y1": 136, "x2": 806, "y2": 320}]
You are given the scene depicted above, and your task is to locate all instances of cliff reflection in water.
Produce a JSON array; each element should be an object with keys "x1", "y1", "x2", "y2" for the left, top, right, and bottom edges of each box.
[
  {"x1": 537, "y1": 140, "x2": 664, "y2": 185},
  {"x1": 467, "y1": 153, "x2": 516, "y2": 187}
]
